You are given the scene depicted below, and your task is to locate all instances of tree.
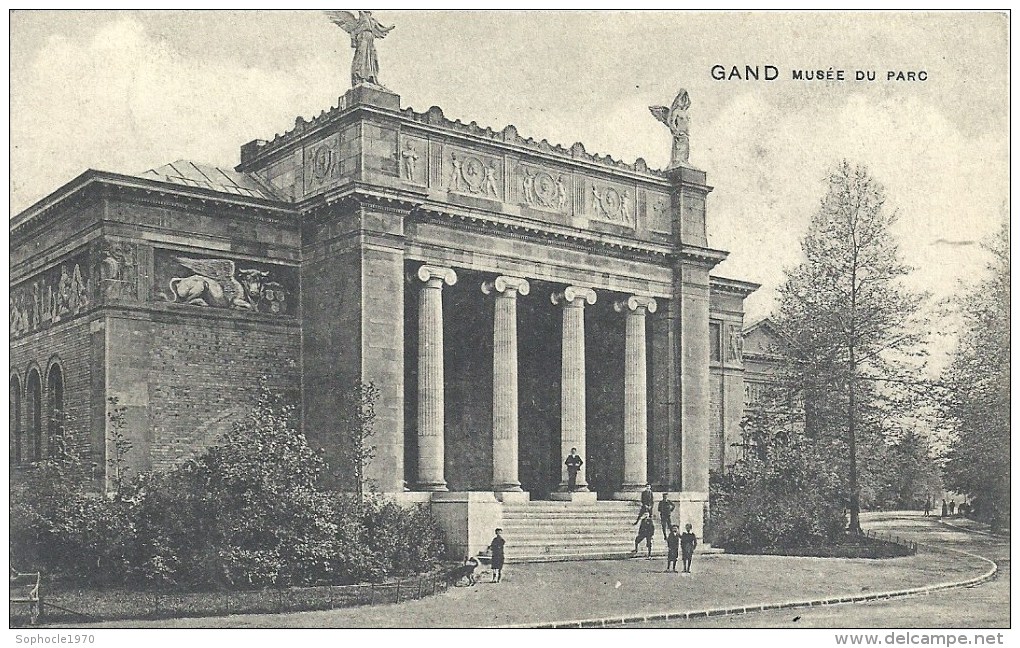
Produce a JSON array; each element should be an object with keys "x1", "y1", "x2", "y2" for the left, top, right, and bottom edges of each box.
[
  {"x1": 941, "y1": 217, "x2": 1009, "y2": 530},
  {"x1": 336, "y1": 380, "x2": 380, "y2": 499},
  {"x1": 106, "y1": 397, "x2": 134, "y2": 499},
  {"x1": 774, "y1": 161, "x2": 927, "y2": 534}
]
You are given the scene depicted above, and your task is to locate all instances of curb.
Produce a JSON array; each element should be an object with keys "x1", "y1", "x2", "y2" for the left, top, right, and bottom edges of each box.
[
  {"x1": 491, "y1": 522, "x2": 1000, "y2": 629},
  {"x1": 936, "y1": 518, "x2": 1008, "y2": 539}
]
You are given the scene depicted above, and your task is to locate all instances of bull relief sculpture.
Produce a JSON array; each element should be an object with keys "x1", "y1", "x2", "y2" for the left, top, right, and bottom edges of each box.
[
  {"x1": 649, "y1": 89, "x2": 691, "y2": 168},
  {"x1": 326, "y1": 10, "x2": 394, "y2": 87},
  {"x1": 167, "y1": 257, "x2": 287, "y2": 314}
]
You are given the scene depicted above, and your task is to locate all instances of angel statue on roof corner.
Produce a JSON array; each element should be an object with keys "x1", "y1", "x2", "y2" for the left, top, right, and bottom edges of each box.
[
  {"x1": 649, "y1": 89, "x2": 692, "y2": 169},
  {"x1": 325, "y1": 10, "x2": 394, "y2": 88}
]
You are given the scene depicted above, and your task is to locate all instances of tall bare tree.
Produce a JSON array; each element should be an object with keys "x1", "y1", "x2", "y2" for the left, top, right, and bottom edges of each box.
[{"x1": 775, "y1": 161, "x2": 926, "y2": 534}]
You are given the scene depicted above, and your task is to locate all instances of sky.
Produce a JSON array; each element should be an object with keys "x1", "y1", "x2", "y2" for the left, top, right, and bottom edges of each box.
[{"x1": 8, "y1": 10, "x2": 1009, "y2": 370}]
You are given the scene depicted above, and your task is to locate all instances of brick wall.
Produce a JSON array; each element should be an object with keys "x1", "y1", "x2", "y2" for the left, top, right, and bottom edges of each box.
[
  {"x1": 138, "y1": 314, "x2": 301, "y2": 471},
  {"x1": 10, "y1": 317, "x2": 98, "y2": 466}
]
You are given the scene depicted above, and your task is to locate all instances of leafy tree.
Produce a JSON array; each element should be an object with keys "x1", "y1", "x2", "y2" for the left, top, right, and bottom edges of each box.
[
  {"x1": 872, "y1": 427, "x2": 944, "y2": 509},
  {"x1": 336, "y1": 380, "x2": 380, "y2": 499},
  {"x1": 941, "y1": 217, "x2": 1009, "y2": 530},
  {"x1": 774, "y1": 161, "x2": 927, "y2": 533}
]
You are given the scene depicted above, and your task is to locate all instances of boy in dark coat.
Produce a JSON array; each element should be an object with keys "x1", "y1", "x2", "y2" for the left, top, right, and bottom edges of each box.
[
  {"x1": 657, "y1": 493, "x2": 675, "y2": 540},
  {"x1": 487, "y1": 528, "x2": 506, "y2": 583},
  {"x1": 634, "y1": 484, "x2": 655, "y2": 523},
  {"x1": 632, "y1": 512, "x2": 655, "y2": 559},
  {"x1": 680, "y1": 523, "x2": 698, "y2": 573},
  {"x1": 666, "y1": 524, "x2": 680, "y2": 572}
]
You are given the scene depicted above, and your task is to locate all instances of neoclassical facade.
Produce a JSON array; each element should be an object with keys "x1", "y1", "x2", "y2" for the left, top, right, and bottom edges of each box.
[{"x1": 10, "y1": 81, "x2": 758, "y2": 556}]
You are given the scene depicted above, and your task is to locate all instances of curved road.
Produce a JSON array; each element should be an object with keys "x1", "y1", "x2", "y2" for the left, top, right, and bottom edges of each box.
[{"x1": 627, "y1": 512, "x2": 1009, "y2": 628}]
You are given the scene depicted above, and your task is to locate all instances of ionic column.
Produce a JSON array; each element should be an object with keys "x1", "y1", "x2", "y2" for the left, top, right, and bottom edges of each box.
[
  {"x1": 615, "y1": 295, "x2": 657, "y2": 491},
  {"x1": 482, "y1": 276, "x2": 530, "y2": 492},
  {"x1": 416, "y1": 264, "x2": 457, "y2": 491},
  {"x1": 551, "y1": 286, "x2": 597, "y2": 491}
]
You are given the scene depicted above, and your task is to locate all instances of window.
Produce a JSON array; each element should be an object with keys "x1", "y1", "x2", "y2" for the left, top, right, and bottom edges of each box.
[
  {"x1": 26, "y1": 369, "x2": 42, "y2": 462},
  {"x1": 709, "y1": 322, "x2": 722, "y2": 362},
  {"x1": 47, "y1": 364, "x2": 64, "y2": 457},
  {"x1": 10, "y1": 375, "x2": 21, "y2": 465}
]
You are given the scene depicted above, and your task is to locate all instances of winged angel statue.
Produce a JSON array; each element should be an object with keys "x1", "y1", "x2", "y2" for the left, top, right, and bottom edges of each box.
[
  {"x1": 649, "y1": 89, "x2": 692, "y2": 169},
  {"x1": 325, "y1": 10, "x2": 394, "y2": 87}
]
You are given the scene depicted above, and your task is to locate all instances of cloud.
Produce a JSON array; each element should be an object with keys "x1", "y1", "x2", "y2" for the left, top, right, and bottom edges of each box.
[{"x1": 10, "y1": 17, "x2": 335, "y2": 213}]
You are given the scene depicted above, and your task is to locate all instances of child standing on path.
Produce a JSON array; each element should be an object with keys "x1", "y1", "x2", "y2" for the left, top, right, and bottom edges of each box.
[
  {"x1": 657, "y1": 493, "x2": 675, "y2": 541},
  {"x1": 680, "y1": 523, "x2": 698, "y2": 573},
  {"x1": 633, "y1": 512, "x2": 655, "y2": 559},
  {"x1": 666, "y1": 524, "x2": 680, "y2": 573},
  {"x1": 487, "y1": 528, "x2": 506, "y2": 583}
]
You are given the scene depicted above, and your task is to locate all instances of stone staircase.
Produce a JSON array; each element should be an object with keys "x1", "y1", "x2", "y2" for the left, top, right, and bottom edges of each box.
[{"x1": 500, "y1": 500, "x2": 674, "y2": 562}]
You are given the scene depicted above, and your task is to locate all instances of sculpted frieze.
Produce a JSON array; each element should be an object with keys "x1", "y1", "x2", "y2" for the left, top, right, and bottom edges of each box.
[
  {"x1": 518, "y1": 163, "x2": 569, "y2": 212},
  {"x1": 587, "y1": 179, "x2": 635, "y2": 227},
  {"x1": 304, "y1": 131, "x2": 351, "y2": 195},
  {"x1": 10, "y1": 251, "x2": 91, "y2": 339},
  {"x1": 444, "y1": 147, "x2": 501, "y2": 199},
  {"x1": 400, "y1": 136, "x2": 426, "y2": 185},
  {"x1": 96, "y1": 241, "x2": 138, "y2": 301},
  {"x1": 154, "y1": 250, "x2": 297, "y2": 316}
]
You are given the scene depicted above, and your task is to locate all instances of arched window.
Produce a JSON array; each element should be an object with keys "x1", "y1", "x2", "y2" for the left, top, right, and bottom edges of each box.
[
  {"x1": 47, "y1": 364, "x2": 64, "y2": 458},
  {"x1": 26, "y1": 369, "x2": 42, "y2": 462},
  {"x1": 10, "y1": 375, "x2": 22, "y2": 466}
]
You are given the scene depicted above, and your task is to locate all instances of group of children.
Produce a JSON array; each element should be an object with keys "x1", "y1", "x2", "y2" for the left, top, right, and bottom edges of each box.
[
  {"x1": 458, "y1": 489, "x2": 699, "y2": 586},
  {"x1": 633, "y1": 488, "x2": 698, "y2": 573}
]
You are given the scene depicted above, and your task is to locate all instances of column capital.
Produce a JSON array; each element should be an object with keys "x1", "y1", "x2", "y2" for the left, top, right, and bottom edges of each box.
[
  {"x1": 481, "y1": 275, "x2": 530, "y2": 297},
  {"x1": 416, "y1": 264, "x2": 457, "y2": 287},
  {"x1": 551, "y1": 285, "x2": 597, "y2": 307},
  {"x1": 614, "y1": 295, "x2": 658, "y2": 314}
]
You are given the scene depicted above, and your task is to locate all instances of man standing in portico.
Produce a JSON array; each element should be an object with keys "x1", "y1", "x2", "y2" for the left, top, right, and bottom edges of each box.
[{"x1": 565, "y1": 447, "x2": 583, "y2": 491}]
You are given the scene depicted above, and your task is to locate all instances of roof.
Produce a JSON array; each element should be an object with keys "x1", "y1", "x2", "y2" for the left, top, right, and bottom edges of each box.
[{"x1": 136, "y1": 160, "x2": 280, "y2": 201}]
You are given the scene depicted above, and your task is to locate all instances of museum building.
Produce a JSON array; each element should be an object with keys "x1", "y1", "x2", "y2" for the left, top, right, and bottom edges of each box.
[{"x1": 10, "y1": 78, "x2": 765, "y2": 559}]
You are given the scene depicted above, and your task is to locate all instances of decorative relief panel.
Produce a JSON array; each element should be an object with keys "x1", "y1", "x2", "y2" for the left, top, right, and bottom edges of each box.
[
  {"x1": 303, "y1": 130, "x2": 355, "y2": 195},
  {"x1": 646, "y1": 191, "x2": 672, "y2": 234},
  {"x1": 10, "y1": 250, "x2": 91, "y2": 339},
  {"x1": 443, "y1": 147, "x2": 501, "y2": 200},
  {"x1": 154, "y1": 250, "x2": 298, "y2": 316},
  {"x1": 725, "y1": 323, "x2": 744, "y2": 363},
  {"x1": 95, "y1": 240, "x2": 138, "y2": 301},
  {"x1": 586, "y1": 179, "x2": 636, "y2": 227},
  {"x1": 400, "y1": 136, "x2": 427, "y2": 185},
  {"x1": 517, "y1": 163, "x2": 570, "y2": 212}
]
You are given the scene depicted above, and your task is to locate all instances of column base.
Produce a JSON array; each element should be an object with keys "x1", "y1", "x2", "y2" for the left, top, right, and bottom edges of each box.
[
  {"x1": 494, "y1": 490, "x2": 531, "y2": 503},
  {"x1": 415, "y1": 482, "x2": 449, "y2": 492},
  {"x1": 549, "y1": 490, "x2": 598, "y2": 503},
  {"x1": 610, "y1": 491, "x2": 649, "y2": 501}
]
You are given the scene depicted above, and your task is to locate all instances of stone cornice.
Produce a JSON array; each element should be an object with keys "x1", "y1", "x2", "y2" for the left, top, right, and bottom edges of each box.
[
  {"x1": 677, "y1": 245, "x2": 730, "y2": 269},
  {"x1": 412, "y1": 201, "x2": 675, "y2": 261},
  {"x1": 11, "y1": 170, "x2": 299, "y2": 241},
  {"x1": 709, "y1": 275, "x2": 760, "y2": 296}
]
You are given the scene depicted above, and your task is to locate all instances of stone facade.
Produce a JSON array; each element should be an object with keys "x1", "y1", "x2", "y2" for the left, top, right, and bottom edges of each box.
[{"x1": 10, "y1": 82, "x2": 759, "y2": 555}]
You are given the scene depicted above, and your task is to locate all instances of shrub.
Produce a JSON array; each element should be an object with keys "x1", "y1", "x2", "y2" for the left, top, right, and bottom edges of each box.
[
  {"x1": 11, "y1": 380, "x2": 447, "y2": 591},
  {"x1": 710, "y1": 403, "x2": 846, "y2": 552},
  {"x1": 10, "y1": 455, "x2": 135, "y2": 586},
  {"x1": 361, "y1": 497, "x2": 445, "y2": 576}
]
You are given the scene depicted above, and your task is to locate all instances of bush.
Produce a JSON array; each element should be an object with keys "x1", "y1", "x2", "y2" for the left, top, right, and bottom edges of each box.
[
  {"x1": 10, "y1": 454, "x2": 136, "y2": 586},
  {"x1": 11, "y1": 382, "x2": 446, "y2": 591},
  {"x1": 710, "y1": 405, "x2": 846, "y2": 552},
  {"x1": 361, "y1": 497, "x2": 445, "y2": 576}
]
